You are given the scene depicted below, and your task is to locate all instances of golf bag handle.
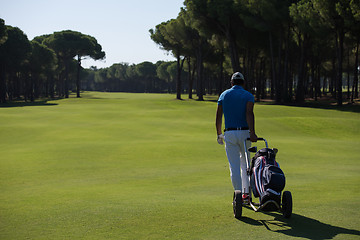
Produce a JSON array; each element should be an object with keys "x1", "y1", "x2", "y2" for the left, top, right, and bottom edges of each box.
[
  {"x1": 246, "y1": 137, "x2": 268, "y2": 148},
  {"x1": 246, "y1": 137, "x2": 264, "y2": 141}
]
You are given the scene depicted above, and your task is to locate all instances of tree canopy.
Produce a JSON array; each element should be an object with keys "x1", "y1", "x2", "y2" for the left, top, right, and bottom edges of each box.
[
  {"x1": 1, "y1": 0, "x2": 360, "y2": 104},
  {"x1": 0, "y1": 24, "x2": 105, "y2": 102}
]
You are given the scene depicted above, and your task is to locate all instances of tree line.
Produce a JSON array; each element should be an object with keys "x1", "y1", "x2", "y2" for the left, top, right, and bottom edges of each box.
[
  {"x1": 150, "y1": 0, "x2": 359, "y2": 104},
  {"x1": 0, "y1": 17, "x2": 217, "y2": 102},
  {"x1": 0, "y1": 18, "x2": 105, "y2": 103},
  {"x1": 81, "y1": 60, "x2": 220, "y2": 97},
  {"x1": 1, "y1": 0, "x2": 359, "y2": 105}
]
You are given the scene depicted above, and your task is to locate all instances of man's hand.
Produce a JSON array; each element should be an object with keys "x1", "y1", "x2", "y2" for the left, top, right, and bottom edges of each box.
[
  {"x1": 250, "y1": 132, "x2": 258, "y2": 142},
  {"x1": 217, "y1": 134, "x2": 224, "y2": 145}
]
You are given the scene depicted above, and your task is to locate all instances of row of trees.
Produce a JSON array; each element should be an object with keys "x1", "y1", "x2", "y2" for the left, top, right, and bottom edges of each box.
[
  {"x1": 0, "y1": 18, "x2": 105, "y2": 103},
  {"x1": 81, "y1": 60, "x2": 222, "y2": 96},
  {"x1": 82, "y1": 61, "x2": 179, "y2": 94},
  {"x1": 1, "y1": 0, "x2": 359, "y2": 105},
  {"x1": 0, "y1": 16, "x2": 222, "y2": 102},
  {"x1": 150, "y1": 0, "x2": 360, "y2": 104}
]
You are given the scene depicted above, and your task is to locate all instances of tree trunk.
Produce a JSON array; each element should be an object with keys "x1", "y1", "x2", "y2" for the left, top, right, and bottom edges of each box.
[
  {"x1": 316, "y1": 63, "x2": 321, "y2": 100},
  {"x1": 77, "y1": 55, "x2": 81, "y2": 98},
  {"x1": 64, "y1": 60, "x2": 69, "y2": 98},
  {"x1": 276, "y1": 33, "x2": 282, "y2": 103},
  {"x1": 65, "y1": 76, "x2": 69, "y2": 98},
  {"x1": 330, "y1": 56, "x2": 336, "y2": 98},
  {"x1": 310, "y1": 59, "x2": 316, "y2": 100},
  {"x1": 283, "y1": 27, "x2": 290, "y2": 103},
  {"x1": 227, "y1": 30, "x2": 241, "y2": 73},
  {"x1": 187, "y1": 57, "x2": 195, "y2": 99},
  {"x1": 336, "y1": 28, "x2": 344, "y2": 106},
  {"x1": 351, "y1": 36, "x2": 359, "y2": 102},
  {"x1": 269, "y1": 32, "x2": 276, "y2": 100},
  {"x1": 0, "y1": 64, "x2": 7, "y2": 103},
  {"x1": 296, "y1": 34, "x2": 306, "y2": 103},
  {"x1": 289, "y1": 63, "x2": 293, "y2": 101},
  {"x1": 191, "y1": 61, "x2": 196, "y2": 97},
  {"x1": 217, "y1": 52, "x2": 224, "y2": 96},
  {"x1": 196, "y1": 48, "x2": 204, "y2": 101},
  {"x1": 176, "y1": 50, "x2": 185, "y2": 100},
  {"x1": 261, "y1": 59, "x2": 266, "y2": 99},
  {"x1": 8, "y1": 72, "x2": 14, "y2": 101},
  {"x1": 347, "y1": 48, "x2": 350, "y2": 99},
  {"x1": 255, "y1": 58, "x2": 263, "y2": 101},
  {"x1": 249, "y1": 52, "x2": 255, "y2": 94},
  {"x1": 30, "y1": 73, "x2": 34, "y2": 102},
  {"x1": 14, "y1": 72, "x2": 20, "y2": 99}
]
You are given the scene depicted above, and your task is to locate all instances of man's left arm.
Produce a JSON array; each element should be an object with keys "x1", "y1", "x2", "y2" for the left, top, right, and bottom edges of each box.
[{"x1": 216, "y1": 104, "x2": 224, "y2": 144}]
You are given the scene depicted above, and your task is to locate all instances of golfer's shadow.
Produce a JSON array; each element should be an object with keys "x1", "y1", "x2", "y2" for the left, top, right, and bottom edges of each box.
[{"x1": 239, "y1": 210, "x2": 360, "y2": 240}]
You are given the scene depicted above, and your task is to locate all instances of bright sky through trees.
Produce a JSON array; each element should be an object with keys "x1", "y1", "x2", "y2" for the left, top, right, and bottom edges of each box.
[{"x1": 0, "y1": 0, "x2": 184, "y2": 68}]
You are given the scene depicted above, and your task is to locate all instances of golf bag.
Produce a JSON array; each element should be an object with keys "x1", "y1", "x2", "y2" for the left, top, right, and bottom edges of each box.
[{"x1": 250, "y1": 148, "x2": 285, "y2": 209}]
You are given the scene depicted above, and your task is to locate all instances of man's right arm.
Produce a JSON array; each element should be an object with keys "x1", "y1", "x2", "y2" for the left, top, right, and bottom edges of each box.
[{"x1": 246, "y1": 101, "x2": 258, "y2": 142}]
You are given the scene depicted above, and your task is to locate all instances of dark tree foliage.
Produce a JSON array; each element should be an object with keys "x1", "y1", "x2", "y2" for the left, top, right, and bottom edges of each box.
[
  {"x1": 1, "y1": 0, "x2": 360, "y2": 104},
  {"x1": 149, "y1": 0, "x2": 360, "y2": 104},
  {"x1": 0, "y1": 25, "x2": 31, "y2": 103},
  {"x1": 0, "y1": 23, "x2": 105, "y2": 102}
]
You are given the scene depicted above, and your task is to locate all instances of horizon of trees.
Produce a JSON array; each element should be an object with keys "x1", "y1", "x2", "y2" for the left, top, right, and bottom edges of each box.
[{"x1": 1, "y1": 0, "x2": 359, "y2": 105}]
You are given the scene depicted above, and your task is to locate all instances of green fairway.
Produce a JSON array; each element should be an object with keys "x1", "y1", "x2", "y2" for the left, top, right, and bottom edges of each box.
[{"x1": 1, "y1": 92, "x2": 359, "y2": 239}]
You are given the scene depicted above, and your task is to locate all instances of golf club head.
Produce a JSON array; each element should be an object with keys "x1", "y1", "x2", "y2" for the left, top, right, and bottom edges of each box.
[
  {"x1": 248, "y1": 146, "x2": 257, "y2": 153},
  {"x1": 273, "y1": 148, "x2": 278, "y2": 155}
]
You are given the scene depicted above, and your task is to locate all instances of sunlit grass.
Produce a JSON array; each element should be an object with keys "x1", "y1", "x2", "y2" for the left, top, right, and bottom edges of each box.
[{"x1": 0, "y1": 92, "x2": 359, "y2": 239}]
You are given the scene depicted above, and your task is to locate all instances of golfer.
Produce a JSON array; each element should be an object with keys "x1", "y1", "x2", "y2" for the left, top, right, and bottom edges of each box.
[{"x1": 215, "y1": 72, "x2": 258, "y2": 203}]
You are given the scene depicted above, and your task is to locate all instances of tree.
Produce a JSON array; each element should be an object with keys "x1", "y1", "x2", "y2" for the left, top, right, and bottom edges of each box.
[
  {"x1": 313, "y1": 0, "x2": 351, "y2": 105},
  {"x1": 180, "y1": 8, "x2": 215, "y2": 100},
  {"x1": 167, "y1": 62, "x2": 178, "y2": 92},
  {"x1": 349, "y1": 0, "x2": 360, "y2": 101},
  {"x1": 29, "y1": 41, "x2": 56, "y2": 101},
  {"x1": 290, "y1": 0, "x2": 317, "y2": 103},
  {"x1": 136, "y1": 61, "x2": 157, "y2": 92},
  {"x1": 0, "y1": 25, "x2": 31, "y2": 103},
  {"x1": 150, "y1": 18, "x2": 187, "y2": 99},
  {"x1": 244, "y1": 0, "x2": 295, "y2": 103},
  {"x1": 185, "y1": 0, "x2": 246, "y2": 73},
  {"x1": 74, "y1": 34, "x2": 105, "y2": 97},
  {"x1": 0, "y1": 18, "x2": 7, "y2": 103},
  {"x1": 44, "y1": 30, "x2": 105, "y2": 98},
  {"x1": 156, "y1": 61, "x2": 173, "y2": 93},
  {"x1": 0, "y1": 19, "x2": 6, "y2": 45}
]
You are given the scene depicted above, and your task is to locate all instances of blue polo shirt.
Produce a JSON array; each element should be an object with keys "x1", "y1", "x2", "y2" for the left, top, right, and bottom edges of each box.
[{"x1": 217, "y1": 85, "x2": 254, "y2": 129}]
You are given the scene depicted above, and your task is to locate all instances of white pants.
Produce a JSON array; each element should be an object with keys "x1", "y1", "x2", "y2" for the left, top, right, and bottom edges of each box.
[{"x1": 224, "y1": 130, "x2": 251, "y2": 193}]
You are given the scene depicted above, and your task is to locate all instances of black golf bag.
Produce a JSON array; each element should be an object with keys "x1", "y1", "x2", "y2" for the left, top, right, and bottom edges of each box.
[{"x1": 250, "y1": 148, "x2": 285, "y2": 210}]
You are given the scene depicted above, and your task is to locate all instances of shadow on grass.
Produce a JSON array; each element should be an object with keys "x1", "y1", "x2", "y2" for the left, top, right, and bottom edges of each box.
[
  {"x1": 203, "y1": 94, "x2": 360, "y2": 113},
  {"x1": 263, "y1": 101, "x2": 360, "y2": 113},
  {"x1": 0, "y1": 100, "x2": 58, "y2": 108},
  {"x1": 240, "y1": 212, "x2": 360, "y2": 240}
]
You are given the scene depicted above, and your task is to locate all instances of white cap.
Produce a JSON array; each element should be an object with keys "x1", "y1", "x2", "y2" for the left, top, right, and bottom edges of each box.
[{"x1": 231, "y1": 72, "x2": 244, "y2": 81}]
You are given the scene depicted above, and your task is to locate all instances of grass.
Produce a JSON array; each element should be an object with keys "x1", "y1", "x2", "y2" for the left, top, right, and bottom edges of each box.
[{"x1": 0, "y1": 92, "x2": 359, "y2": 239}]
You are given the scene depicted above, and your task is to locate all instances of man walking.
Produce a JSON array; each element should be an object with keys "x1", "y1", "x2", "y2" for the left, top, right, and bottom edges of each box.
[{"x1": 215, "y1": 72, "x2": 258, "y2": 205}]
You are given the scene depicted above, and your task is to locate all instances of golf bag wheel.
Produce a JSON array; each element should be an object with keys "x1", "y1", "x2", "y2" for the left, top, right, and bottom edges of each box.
[
  {"x1": 233, "y1": 190, "x2": 242, "y2": 219},
  {"x1": 282, "y1": 191, "x2": 292, "y2": 218}
]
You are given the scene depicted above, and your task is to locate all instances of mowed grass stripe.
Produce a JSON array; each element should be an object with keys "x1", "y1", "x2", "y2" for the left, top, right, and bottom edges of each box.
[{"x1": 0, "y1": 92, "x2": 359, "y2": 239}]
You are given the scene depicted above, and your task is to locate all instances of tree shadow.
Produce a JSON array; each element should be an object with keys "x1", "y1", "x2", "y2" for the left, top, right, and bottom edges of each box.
[
  {"x1": 0, "y1": 100, "x2": 58, "y2": 108},
  {"x1": 261, "y1": 100, "x2": 360, "y2": 113},
  {"x1": 239, "y1": 212, "x2": 360, "y2": 240},
  {"x1": 204, "y1": 95, "x2": 360, "y2": 113}
]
